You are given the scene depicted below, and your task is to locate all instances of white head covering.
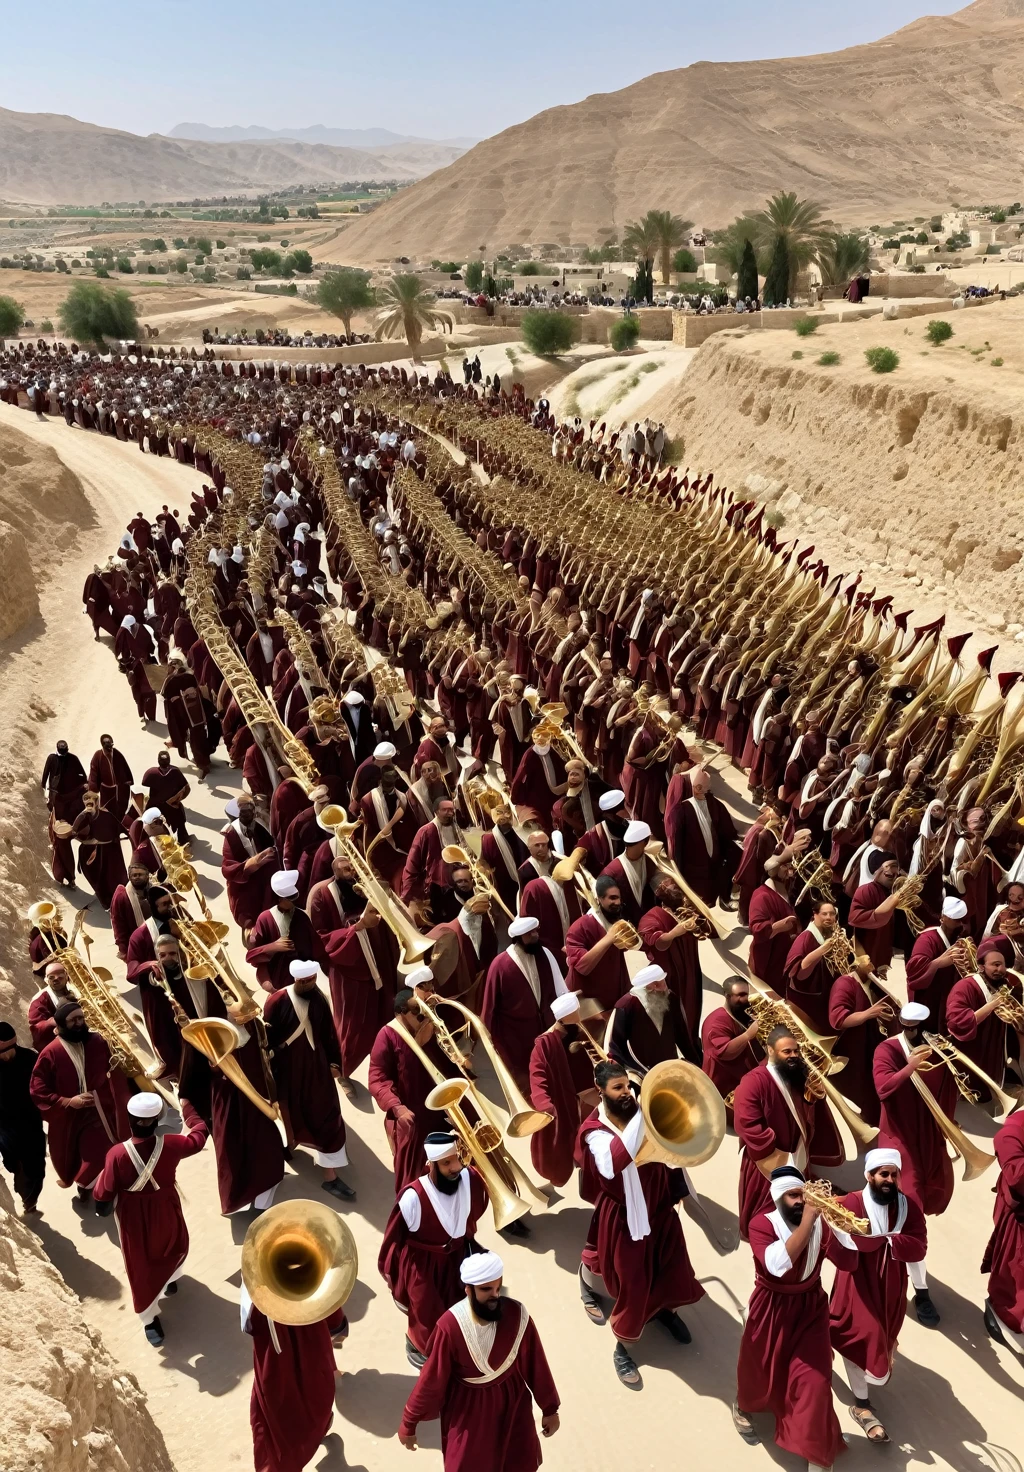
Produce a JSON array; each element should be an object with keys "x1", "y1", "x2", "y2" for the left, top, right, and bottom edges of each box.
[
  {"x1": 141, "y1": 806, "x2": 163, "y2": 824},
  {"x1": 343, "y1": 691, "x2": 364, "y2": 706},
  {"x1": 405, "y1": 965, "x2": 434, "y2": 989},
  {"x1": 460, "y1": 1251, "x2": 504, "y2": 1286},
  {"x1": 127, "y1": 1093, "x2": 163, "y2": 1120},
  {"x1": 599, "y1": 789, "x2": 625, "y2": 813},
  {"x1": 273, "y1": 510, "x2": 289, "y2": 530},
  {"x1": 508, "y1": 916, "x2": 539, "y2": 939},
  {"x1": 120, "y1": 614, "x2": 137, "y2": 629},
  {"x1": 550, "y1": 992, "x2": 581, "y2": 1021},
  {"x1": 271, "y1": 869, "x2": 300, "y2": 899},
  {"x1": 865, "y1": 1148, "x2": 902, "y2": 1175},
  {"x1": 374, "y1": 742, "x2": 397, "y2": 759},
  {"x1": 424, "y1": 1132, "x2": 459, "y2": 1162},
  {"x1": 623, "y1": 820, "x2": 651, "y2": 844},
  {"x1": 942, "y1": 896, "x2": 968, "y2": 920},
  {"x1": 289, "y1": 959, "x2": 319, "y2": 980},
  {"x1": 224, "y1": 798, "x2": 240, "y2": 820},
  {"x1": 631, "y1": 963, "x2": 667, "y2": 991},
  {"x1": 769, "y1": 1168, "x2": 805, "y2": 1203},
  {"x1": 900, "y1": 1002, "x2": 929, "y2": 1024}
]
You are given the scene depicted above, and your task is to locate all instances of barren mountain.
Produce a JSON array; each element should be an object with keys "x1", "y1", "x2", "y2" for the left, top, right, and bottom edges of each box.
[
  {"x1": 169, "y1": 121, "x2": 478, "y2": 149},
  {"x1": 333, "y1": 0, "x2": 1024, "y2": 263},
  {"x1": 0, "y1": 109, "x2": 467, "y2": 205}
]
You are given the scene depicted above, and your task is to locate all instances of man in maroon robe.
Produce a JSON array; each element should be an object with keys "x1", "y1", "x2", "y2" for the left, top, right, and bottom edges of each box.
[
  {"x1": 93, "y1": 1092, "x2": 209, "y2": 1345},
  {"x1": 368, "y1": 982, "x2": 454, "y2": 1190},
  {"x1": 828, "y1": 954, "x2": 892, "y2": 1127},
  {"x1": 577, "y1": 788, "x2": 628, "y2": 875},
  {"x1": 528, "y1": 993, "x2": 599, "y2": 1187},
  {"x1": 401, "y1": 798, "x2": 463, "y2": 920},
  {"x1": 243, "y1": 1281, "x2": 347, "y2": 1472},
  {"x1": 982, "y1": 1109, "x2": 1024, "y2": 1352},
  {"x1": 138, "y1": 935, "x2": 227, "y2": 1079},
  {"x1": 28, "y1": 962, "x2": 75, "y2": 1050},
  {"x1": 576, "y1": 1061, "x2": 704, "y2": 1387},
  {"x1": 245, "y1": 869, "x2": 327, "y2": 992},
  {"x1": 360, "y1": 763, "x2": 417, "y2": 889},
  {"x1": 427, "y1": 895, "x2": 498, "y2": 1009},
  {"x1": 70, "y1": 790, "x2": 128, "y2": 909},
  {"x1": 29, "y1": 1000, "x2": 130, "y2": 1201},
  {"x1": 492, "y1": 680, "x2": 534, "y2": 782},
  {"x1": 510, "y1": 736, "x2": 566, "y2": 828},
  {"x1": 701, "y1": 977, "x2": 764, "y2": 1108},
  {"x1": 905, "y1": 896, "x2": 971, "y2": 1034},
  {"x1": 849, "y1": 850, "x2": 901, "y2": 974},
  {"x1": 733, "y1": 1027, "x2": 843, "y2": 1239},
  {"x1": 110, "y1": 862, "x2": 153, "y2": 958},
  {"x1": 748, "y1": 857, "x2": 798, "y2": 990},
  {"x1": 734, "y1": 1167, "x2": 860, "y2": 1467},
  {"x1": 398, "y1": 1250, "x2": 560, "y2": 1467},
  {"x1": 564, "y1": 875, "x2": 633, "y2": 1010},
  {"x1": 125, "y1": 887, "x2": 176, "y2": 983},
  {"x1": 221, "y1": 794, "x2": 279, "y2": 936},
  {"x1": 262, "y1": 959, "x2": 355, "y2": 1201},
  {"x1": 946, "y1": 942, "x2": 1023, "y2": 1096},
  {"x1": 829, "y1": 1148, "x2": 928, "y2": 1442},
  {"x1": 314, "y1": 865, "x2": 399, "y2": 1082},
  {"x1": 480, "y1": 916, "x2": 566, "y2": 1090},
  {"x1": 638, "y1": 877, "x2": 704, "y2": 1040},
  {"x1": 378, "y1": 1132, "x2": 489, "y2": 1366},
  {"x1": 735, "y1": 805, "x2": 786, "y2": 924},
  {"x1": 951, "y1": 807, "x2": 1001, "y2": 941},
  {"x1": 518, "y1": 871, "x2": 582, "y2": 963},
  {"x1": 666, "y1": 766, "x2": 739, "y2": 909},
  {"x1": 87, "y1": 734, "x2": 133, "y2": 826},
  {"x1": 478, "y1": 803, "x2": 528, "y2": 916},
  {"x1": 41, "y1": 740, "x2": 87, "y2": 883},
  {"x1": 162, "y1": 660, "x2": 212, "y2": 775},
  {"x1": 609, "y1": 964, "x2": 698, "y2": 1074},
  {"x1": 783, "y1": 897, "x2": 839, "y2": 1035},
  {"x1": 142, "y1": 749, "x2": 191, "y2": 843},
  {"x1": 115, "y1": 614, "x2": 158, "y2": 722}
]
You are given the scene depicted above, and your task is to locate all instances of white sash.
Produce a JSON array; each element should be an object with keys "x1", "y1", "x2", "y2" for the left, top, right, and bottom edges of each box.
[
  {"x1": 420, "y1": 1169, "x2": 473, "y2": 1239},
  {"x1": 284, "y1": 985, "x2": 316, "y2": 1049},
  {"x1": 589, "y1": 1103, "x2": 650, "y2": 1240},
  {"x1": 863, "y1": 1187, "x2": 908, "y2": 1239},
  {"x1": 687, "y1": 796, "x2": 715, "y2": 857},
  {"x1": 451, "y1": 1298, "x2": 530, "y2": 1385},
  {"x1": 616, "y1": 853, "x2": 647, "y2": 907},
  {"x1": 489, "y1": 826, "x2": 519, "y2": 883},
  {"x1": 232, "y1": 818, "x2": 259, "y2": 858},
  {"x1": 457, "y1": 908, "x2": 486, "y2": 959},
  {"x1": 125, "y1": 884, "x2": 147, "y2": 928},
  {"x1": 543, "y1": 877, "x2": 571, "y2": 937},
  {"x1": 272, "y1": 906, "x2": 293, "y2": 939},
  {"x1": 125, "y1": 1135, "x2": 164, "y2": 1192},
  {"x1": 766, "y1": 1207, "x2": 822, "y2": 1279},
  {"x1": 58, "y1": 1038, "x2": 115, "y2": 1142},
  {"x1": 567, "y1": 784, "x2": 595, "y2": 831},
  {"x1": 766, "y1": 1062, "x2": 809, "y2": 1171}
]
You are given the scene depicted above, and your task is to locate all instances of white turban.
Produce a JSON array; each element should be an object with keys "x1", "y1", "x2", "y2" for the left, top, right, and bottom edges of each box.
[
  {"x1": 631, "y1": 964, "x2": 667, "y2": 991},
  {"x1": 273, "y1": 510, "x2": 289, "y2": 530},
  {"x1": 343, "y1": 691, "x2": 364, "y2": 706},
  {"x1": 271, "y1": 869, "x2": 300, "y2": 899},
  {"x1": 374, "y1": 742, "x2": 397, "y2": 759},
  {"x1": 865, "y1": 1148, "x2": 902, "y2": 1176},
  {"x1": 769, "y1": 1168, "x2": 805, "y2": 1203},
  {"x1": 900, "y1": 1002, "x2": 929, "y2": 1024},
  {"x1": 405, "y1": 965, "x2": 434, "y2": 989},
  {"x1": 599, "y1": 790, "x2": 625, "y2": 812},
  {"x1": 141, "y1": 807, "x2": 163, "y2": 824},
  {"x1": 120, "y1": 614, "x2": 137, "y2": 629},
  {"x1": 424, "y1": 1132, "x2": 459, "y2": 1162},
  {"x1": 289, "y1": 959, "x2": 319, "y2": 980},
  {"x1": 224, "y1": 798, "x2": 240, "y2": 820},
  {"x1": 623, "y1": 820, "x2": 651, "y2": 844},
  {"x1": 942, "y1": 897, "x2": 968, "y2": 920},
  {"x1": 550, "y1": 992, "x2": 582, "y2": 1021},
  {"x1": 508, "y1": 916, "x2": 539, "y2": 939},
  {"x1": 460, "y1": 1251, "x2": 504, "y2": 1286},
  {"x1": 127, "y1": 1093, "x2": 163, "y2": 1120}
]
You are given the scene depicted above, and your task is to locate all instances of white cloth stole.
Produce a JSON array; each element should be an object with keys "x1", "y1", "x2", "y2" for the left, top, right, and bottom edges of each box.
[
  {"x1": 543, "y1": 877, "x2": 571, "y2": 938},
  {"x1": 125, "y1": 1135, "x2": 164, "y2": 1192},
  {"x1": 457, "y1": 908, "x2": 485, "y2": 958},
  {"x1": 273, "y1": 906, "x2": 293, "y2": 938},
  {"x1": 617, "y1": 853, "x2": 647, "y2": 907},
  {"x1": 952, "y1": 837, "x2": 974, "y2": 894},
  {"x1": 864, "y1": 1188, "x2": 908, "y2": 1239},
  {"x1": 59, "y1": 1039, "x2": 115, "y2": 1143},
  {"x1": 765, "y1": 1207, "x2": 823, "y2": 1279},
  {"x1": 629, "y1": 603, "x2": 647, "y2": 640},
  {"x1": 799, "y1": 771, "x2": 821, "y2": 806},
  {"x1": 506, "y1": 702, "x2": 525, "y2": 741},
  {"x1": 506, "y1": 944, "x2": 566, "y2": 1005},
  {"x1": 329, "y1": 882, "x2": 381, "y2": 987},
  {"x1": 807, "y1": 922, "x2": 826, "y2": 948},
  {"x1": 125, "y1": 884, "x2": 147, "y2": 928},
  {"x1": 232, "y1": 819, "x2": 259, "y2": 858},
  {"x1": 842, "y1": 840, "x2": 870, "y2": 884},
  {"x1": 537, "y1": 749, "x2": 560, "y2": 792},
  {"x1": 45, "y1": 985, "x2": 63, "y2": 1010},
  {"x1": 145, "y1": 917, "x2": 164, "y2": 945},
  {"x1": 240, "y1": 1283, "x2": 282, "y2": 1354},
  {"x1": 489, "y1": 826, "x2": 519, "y2": 883},
  {"x1": 970, "y1": 971, "x2": 994, "y2": 1002},
  {"x1": 751, "y1": 688, "x2": 775, "y2": 747},
  {"x1": 284, "y1": 985, "x2": 316, "y2": 1049},
  {"x1": 687, "y1": 797, "x2": 715, "y2": 857},
  {"x1": 589, "y1": 904, "x2": 611, "y2": 932},
  {"x1": 766, "y1": 1062, "x2": 809, "y2": 1171},
  {"x1": 451, "y1": 1298, "x2": 529, "y2": 1385},
  {"x1": 789, "y1": 733, "x2": 805, "y2": 768},
  {"x1": 589, "y1": 1103, "x2": 650, "y2": 1240},
  {"x1": 370, "y1": 786, "x2": 400, "y2": 850},
  {"x1": 421, "y1": 1169, "x2": 473, "y2": 1238},
  {"x1": 574, "y1": 785, "x2": 595, "y2": 831},
  {"x1": 184, "y1": 974, "x2": 209, "y2": 1016}
]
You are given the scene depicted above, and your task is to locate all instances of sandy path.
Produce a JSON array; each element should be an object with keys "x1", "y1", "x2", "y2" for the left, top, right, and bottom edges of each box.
[{"x1": 1, "y1": 405, "x2": 1022, "y2": 1472}]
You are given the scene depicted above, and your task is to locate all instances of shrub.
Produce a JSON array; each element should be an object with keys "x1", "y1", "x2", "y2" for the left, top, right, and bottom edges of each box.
[
  {"x1": 610, "y1": 316, "x2": 641, "y2": 351},
  {"x1": 436, "y1": 260, "x2": 459, "y2": 274},
  {"x1": 865, "y1": 346, "x2": 899, "y2": 373},
  {"x1": 926, "y1": 319, "x2": 953, "y2": 345},
  {"x1": 992, "y1": 209, "x2": 1007, "y2": 223},
  {"x1": 215, "y1": 239, "x2": 226, "y2": 250},
  {"x1": 117, "y1": 257, "x2": 133, "y2": 272},
  {"x1": 175, "y1": 257, "x2": 188, "y2": 273},
  {"x1": 791, "y1": 350, "x2": 804, "y2": 359},
  {"x1": 915, "y1": 231, "x2": 930, "y2": 245},
  {"x1": 173, "y1": 237, "x2": 185, "y2": 249},
  {"x1": 882, "y1": 238, "x2": 900, "y2": 250},
  {"x1": 0, "y1": 295, "x2": 25, "y2": 336},
  {"x1": 40, "y1": 318, "x2": 53, "y2": 333},
  {"x1": 196, "y1": 236, "x2": 213, "y2": 256},
  {"x1": 521, "y1": 309, "x2": 579, "y2": 356},
  {"x1": 95, "y1": 266, "x2": 110, "y2": 277},
  {"x1": 202, "y1": 265, "x2": 216, "y2": 282},
  {"x1": 236, "y1": 265, "x2": 251, "y2": 280},
  {"x1": 992, "y1": 357, "x2": 1004, "y2": 366},
  {"x1": 793, "y1": 316, "x2": 819, "y2": 337},
  {"x1": 672, "y1": 247, "x2": 697, "y2": 274},
  {"x1": 58, "y1": 280, "x2": 139, "y2": 347},
  {"x1": 519, "y1": 261, "x2": 542, "y2": 276},
  {"x1": 464, "y1": 260, "x2": 485, "y2": 291},
  {"x1": 818, "y1": 351, "x2": 840, "y2": 366},
  {"x1": 289, "y1": 248, "x2": 313, "y2": 274}
]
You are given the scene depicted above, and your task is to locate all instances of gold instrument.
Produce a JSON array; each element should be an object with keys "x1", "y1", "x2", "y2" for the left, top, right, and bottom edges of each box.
[
  {"x1": 633, "y1": 1059, "x2": 727, "y2": 1168},
  {"x1": 801, "y1": 1179, "x2": 870, "y2": 1235},
  {"x1": 551, "y1": 845, "x2": 588, "y2": 885},
  {"x1": 890, "y1": 872, "x2": 926, "y2": 935},
  {"x1": 644, "y1": 839, "x2": 720, "y2": 940},
  {"x1": 241, "y1": 1199, "x2": 358, "y2": 1326},
  {"x1": 568, "y1": 1016, "x2": 611, "y2": 1068},
  {"x1": 952, "y1": 935, "x2": 979, "y2": 978},
  {"x1": 531, "y1": 701, "x2": 596, "y2": 770},
  {"x1": 994, "y1": 984, "x2": 1024, "y2": 1030},
  {"x1": 791, "y1": 846, "x2": 836, "y2": 908},
  {"x1": 317, "y1": 804, "x2": 433, "y2": 966},
  {"x1": 170, "y1": 908, "x2": 261, "y2": 1020},
  {"x1": 425, "y1": 1078, "x2": 531, "y2": 1231},
  {"x1": 610, "y1": 917, "x2": 642, "y2": 951},
  {"x1": 823, "y1": 926, "x2": 857, "y2": 979},
  {"x1": 920, "y1": 1030, "x2": 1016, "y2": 1118},
  {"x1": 181, "y1": 1017, "x2": 279, "y2": 1121},
  {"x1": 907, "y1": 1059, "x2": 995, "y2": 1181},
  {"x1": 439, "y1": 842, "x2": 516, "y2": 920}
]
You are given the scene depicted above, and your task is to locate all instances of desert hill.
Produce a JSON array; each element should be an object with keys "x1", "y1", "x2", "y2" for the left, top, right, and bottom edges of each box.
[
  {"x1": 0, "y1": 108, "x2": 468, "y2": 206},
  {"x1": 332, "y1": 0, "x2": 1024, "y2": 263},
  {"x1": 169, "y1": 121, "x2": 478, "y2": 149}
]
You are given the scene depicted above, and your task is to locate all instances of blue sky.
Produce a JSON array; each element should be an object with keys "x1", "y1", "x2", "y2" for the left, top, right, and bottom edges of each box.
[{"x1": 0, "y1": 0, "x2": 968, "y2": 141}]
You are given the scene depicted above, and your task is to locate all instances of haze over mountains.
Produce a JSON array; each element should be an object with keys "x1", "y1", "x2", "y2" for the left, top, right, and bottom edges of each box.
[
  {"x1": 0, "y1": 109, "x2": 470, "y2": 206},
  {"x1": 333, "y1": 0, "x2": 1024, "y2": 263},
  {"x1": 169, "y1": 122, "x2": 478, "y2": 149}
]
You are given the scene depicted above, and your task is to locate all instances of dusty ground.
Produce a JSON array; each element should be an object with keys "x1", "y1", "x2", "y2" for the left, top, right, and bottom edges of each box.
[{"x1": 1, "y1": 402, "x2": 1022, "y2": 1472}]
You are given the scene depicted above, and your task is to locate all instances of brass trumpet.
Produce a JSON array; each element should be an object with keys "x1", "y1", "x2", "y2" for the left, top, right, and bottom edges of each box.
[
  {"x1": 181, "y1": 1016, "x2": 279, "y2": 1121},
  {"x1": 791, "y1": 846, "x2": 836, "y2": 908},
  {"x1": 242, "y1": 1199, "x2": 358, "y2": 1326},
  {"x1": 634, "y1": 1059, "x2": 726, "y2": 1169},
  {"x1": 801, "y1": 1179, "x2": 870, "y2": 1235},
  {"x1": 920, "y1": 1030, "x2": 1016, "y2": 1118},
  {"x1": 439, "y1": 842, "x2": 516, "y2": 920},
  {"x1": 994, "y1": 984, "x2": 1024, "y2": 1029},
  {"x1": 425, "y1": 1078, "x2": 531, "y2": 1231},
  {"x1": 318, "y1": 804, "x2": 433, "y2": 967}
]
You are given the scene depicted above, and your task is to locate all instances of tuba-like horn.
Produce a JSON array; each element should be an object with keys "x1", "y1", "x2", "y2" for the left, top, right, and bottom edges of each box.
[
  {"x1": 425, "y1": 1078, "x2": 531, "y2": 1231},
  {"x1": 181, "y1": 1017, "x2": 279, "y2": 1121},
  {"x1": 241, "y1": 1199, "x2": 358, "y2": 1326},
  {"x1": 634, "y1": 1059, "x2": 726, "y2": 1168}
]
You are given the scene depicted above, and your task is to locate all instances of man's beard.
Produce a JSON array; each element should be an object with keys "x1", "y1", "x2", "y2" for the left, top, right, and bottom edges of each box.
[
  {"x1": 601, "y1": 903, "x2": 622, "y2": 922},
  {"x1": 604, "y1": 1090, "x2": 638, "y2": 1122},
  {"x1": 869, "y1": 1181, "x2": 898, "y2": 1205},
  {"x1": 776, "y1": 1055, "x2": 808, "y2": 1091},
  {"x1": 59, "y1": 1025, "x2": 90, "y2": 1044},
  {"x1": 453, "y1": 887, "x2": 476, "y2": 903},
  {"x1": 637, "y1": 988, "x2": 671, "y2": 1026},
  {"x1": 431, "y1": 1166, "x2": 462, "y2": 1196},
  {"x1": 472, "y1": 1295, "x2": 503, "y2": 1323},
  {"x1": 606, "y1": 817, "x2": 627, "y2": 838},
  {"x1": 781, "y1": 1201, "x2": 805, "y2": 1227},
  {"x1": 520, "y1": 939, "x2": 543, "y2": 955},
  {"x1": 727, "y1": 1000, "x2": 751, "y2": 1023}
]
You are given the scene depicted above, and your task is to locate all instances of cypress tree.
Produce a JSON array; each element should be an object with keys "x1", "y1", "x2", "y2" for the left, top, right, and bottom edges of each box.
[
  {"x1": 762, "y1": 235, "x2": 789, "y2": 307},
  {"x1": 737, "y1": 238, "x2": 759, "y2": 302}
]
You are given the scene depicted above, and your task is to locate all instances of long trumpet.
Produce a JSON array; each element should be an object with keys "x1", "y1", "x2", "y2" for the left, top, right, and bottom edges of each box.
[
  {"x1": 415, "y1": 993, "x2": 552, "y2": 1138},
  {"x1": 531, "y1": 701, "x2": 596, "y2": 770},
  {"x1": 908, "y1": 1061, "x2": 995, "y2": 1180},
  {"x1": 425, "y1": 1078, "x2": 531, "y2": 1231},
  {"x1": 994, "y1": 984, "x2": 1024, "y2": 1029},
  {"x1": 318, "y1": 804, "x2": 433, "y2": 966},
  {"x1": 790, "y1": 846, "x2": 836, "y2": 908},
  {"x1": 801, "y1": 1179, "x2": 870, "y2": 1234},
  {"x1": 181, "y1": 1017, "x2": 280, "y2": 1121},
  {"x1": 439, "y1": 842, "x2": 516, "y2": 920},
  {"x1": 920, "y1": 1030, "x2": 1017, "y2": 1118},
  {"x1": 644, "y1": 839, "x2": 720, "y2": 940}
]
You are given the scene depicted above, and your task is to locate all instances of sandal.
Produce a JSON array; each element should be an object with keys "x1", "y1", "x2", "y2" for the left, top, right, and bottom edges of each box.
[
  {"x1": 849, "y1": 1405, "x2": 889, "y2": 1443},
  {"x1": 732, "y1": 1401, "x2": 760, "y2": 1445},
  {"x1": 579, "y1": 1266, "x2": 607, "y2": 1325},
  {"x1": 613, "y1": 1342, "x2": 643, "y2": 1389}
]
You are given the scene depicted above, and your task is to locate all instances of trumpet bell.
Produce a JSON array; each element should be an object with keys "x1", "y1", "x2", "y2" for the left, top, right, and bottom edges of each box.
[
  {"x1": 506, "y1": 1106, "x2": 555, "y2": 1139},
  {"x1": 440, "y1": 844, "x2": 471, "y2": 865},
  {"x1": 92, "y1": 966, "x2": 113, "y2": 983},
  {"x1": 241, "y1": 1199, "x2": 358, "y2": 1326},
  {"x1": 635, "y1": 1060, "x2": 726, "y2": 1168},
  {"x1": 192, "y1": 919, "x2": 230, "y2": 945},
  {"x1": 318, "y1": 803, "x2": 358, "y2": 838},
  {"x1": 28, "y1": 900, "x2": 59, "y2": 925}
]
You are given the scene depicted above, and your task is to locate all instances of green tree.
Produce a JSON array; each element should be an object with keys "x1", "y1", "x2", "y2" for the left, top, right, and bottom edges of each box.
[
  {"x1": 643, "y1": 210, "x2": 693, "y2": 285},
  {"x1": 631, "y1": 259, "x2": 654, "y2": 304},
  {"x1": 196, "y1": 236, "x2": 213, "y2": 256},
  {"x1": 521, "y1": 310, "x2": 578, "y2": 356},
  {"x1": 610, "y1": 316, "x2": 640, "y2": 351},
  {"x1": 317, "y1": 268, "x2": 375, "y2": 337},
  {"x1": 753, "y1": 191, "x2": 828, "y2": 296},
  {"x1": 58, "y1": 281, "x2": 139, "y2": 347},
  {"x1": 622, "y1": 215, "x2": 659, "y2": 275},
  {"x1": 737, "y1": 238, "x2": 759, "y2": 301},
  {"x1": 464, "y1": 260, "x2": 485, "y2": 291},
  {"x1": 0, "y1": 294, "x2": 25, "y2": 338},
  {"x1": 672, "y1": 247, "x2": 697, "y2": 275},
  {"x1": 816, "y1": 232, "x2": 870, "y2": 288},
  {"x1": 250, "y1": 248, "x2": 283, "y2": 273},
  {"x1": 374, "y1": 273, "x2": 453, "y2": 361},
  {"x1": 762, "y1": 235, "x2": 790, "y2": 306},
  {"x1": 289, "y1": 248, "x2": 313, "y2": 274}
]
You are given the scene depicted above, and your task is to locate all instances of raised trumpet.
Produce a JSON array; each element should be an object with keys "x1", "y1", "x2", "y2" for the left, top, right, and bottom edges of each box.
[{"x1": 439, "y1": 842, "x2": 515, "y2": 920}]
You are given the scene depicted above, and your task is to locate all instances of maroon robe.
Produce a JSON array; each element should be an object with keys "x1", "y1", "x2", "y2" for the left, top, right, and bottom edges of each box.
[
  {"x1": 71, "y1": 806, "x2": 128, "y2": 908},
  {"x1": 733, "y1": 1061, "x2": 843, "y2": 1239},
  {"x1": 269, "y1": 776, "x2": 309, "y2": 849},
  {"x1": 368, "y1": 1021, "x2": 452, "y2": 1190},
  {"x1": 398, "y1": 1300, "x2": 559, "y2": 1472},
  {"x1": 738, "y1": 1211, "x2": 859, "y2": 1468},
  {"x1": 736, "y1": 819, "x2": 783, "y2": 925},
  {"x1": 599, "y1": 854, "x2": 658, "y2": 928},
  {"x1": 748, "y1": 884, "x2": 797, "y2": 991},
  {"x1": 93, "y1": 1103, "x2": 209, "y2": 1312},
  {"x1": 480, "y1": 947, "x2": 564, "y2": 1082},
  {"x1": 221, "y1": 820, "x2": 279, "y2": 932},
  {"x1": 528, "y1": 1025, "x2": 594, "y2": 1186},
  {"x1": 28, "y1": 988, "x2": 66, "y2": 1051},
  {"x1": 828, "y1": 973, "x2": 885, "y2": 1127},
  {"x1": 564, "y1": 913, "x2": 631, "y2": 1010},
  {"x1": 245, "y1": 906, "x2": 327, "y2": 993},
  {"x1": 184, "y1": 1028, "x2": 284, "y2": 1214},
  {"x1": 946, "y1": 970, "x2": 1021, "y2": 1091},
  {"x1": 609, "y1": 990, "x2": 696, "y2": 1071},
  {"x1": 905, "y1": 926, "x2": 959, "y2": 1034},
  {"x1": 509, "y1": 745, "x2": 566, "y2": 828},
  {"x1": 318, "y1": 899, "x2": 399, "y2": 1076},
  {"x1": 247, "y1": 1303, "x2": 346, "y2": 1472},
  {"x1": 29, "y1": 1034, "x2": 130, "y2": 1187},
  {"x1": 829, "y1": 1188, "x2": 927, "y2": 1380},
  {"x1": 849, "y1": 882, "x2": 895, "y2": 971},
  {"x1": 982, "y1": 1112, "x2": 1024, "y2": 1335},
  {"x1": 873, "y1": 1035, "x2": 958, "y2": 1215},
  {"x1": 426, "y1": 913, "x2": 498, "y2": 1004},
  {"x1": 87, "y1": 746, "x2": 133, "y2": 825},
  {"x1": 577, "y1": 820, "x2": 621, "y2": 877},
  {"x1": 518, "y1": 876, "x2": 582, "y2": 960},
  {"x1": 666, "y1": 793, "x2": 739, "y2": 907},
  {"x1": 637, "y1": 907, "x2": 702, "y2": 1040},
  {"x1": 262, "y1": 987, "x2": 346, "y2": 1158},
  {"x1": 378, "y1": 1168, "x2": 488, "y2": 1354},
  {"x1": 139, "y1": 967, "x2": 227, "y2": 1077},
  {"x1": 493, "y1": 698, "x2": 532, "y2": 783},
  {"x1": 142, "y1": 764, "x2": 190, "y2": 843},
  {"x1": 782, "y1": 927, "x2": 833, "y2": 1036},
  {"x1": 110, "y1": 881, "x2": 151, "y2": 956},
  {"x1": 359, "y1": 786, "x2": 414, "y2": 889},
  {"x1": 700, "y1": 1006, "x2": 763, "y2": 1103},
  {"x1": 401, "y1": 820, "x2": 456, "y2": 904},
  {"x1": 576, "y1": 1108, "x2": 704, "y2": 1341},
  {"x1": 480, "y1": 826, "x2": 529, "y2": 915}
]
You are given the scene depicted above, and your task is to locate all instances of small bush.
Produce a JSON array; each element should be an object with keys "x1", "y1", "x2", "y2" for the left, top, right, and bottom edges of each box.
[
  {"x1": 672, "y1": 247, "x2": 697, "y2": 274},
  {"x1": 926, "y1": 319, "x2": 953, "y2": 345},
  {"x1": 992, "y1": 357, "x2": 1004, "y2": 366},
  {"x1": 40, "y1": 318, "x2": 53, "y2": 332},
  {"x1": 610, "y1": 316, "x2": 641, "y2": 351},
  {"x1": 95, "y1": 266, "x2": 110, "y2": 277},
  {"x1": 0, "y1": 295, "x2": 26, "y2": 336},
  {"x1": 519, "y1": 261, "x2": 542, "y2": 276},
  {"x1": 521, "y1": 309, "x2": 579, "y2": 356},
  {"x1": 791, "y1": 350, "x2": 804, "y2": 359},
  {"x1": 236, "y1": 265, "x2": 251, "y2": 280},
  {"x1": 818, "y1": 351, "x2": 840, "y2": 366},
  {"x1": 865, "y1": 346, "x2": 899, "y2": 373},
  {"x1": 915, "y1": 231, "x2": 930, "y2": 245},
  {"x1": 793, "y1": 316, "x2": 819, "y2": 337}
]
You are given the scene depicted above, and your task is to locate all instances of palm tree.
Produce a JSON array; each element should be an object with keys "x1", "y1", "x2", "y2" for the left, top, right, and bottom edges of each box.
[
  {"x1": 752, "y1": 192, "x2": 830, "y2": 296},
  {"x1": 711, "y1": 217, "x2": 763, "y2": 279},
  {"x1": 622, "y1": 215, "x2": 660, "y2": 271},
  {"x1": 374, "y1": 273, "x2": 453, "y2": 361},
  {"x1": 816, "y1": 232, "x2": 871, "y2": 288},
  {"x1": 645, "y1": 209, "x2": 694, "y2": 284}
]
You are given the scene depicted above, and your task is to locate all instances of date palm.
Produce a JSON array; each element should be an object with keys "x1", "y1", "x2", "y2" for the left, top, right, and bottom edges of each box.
[
  {"x1": 753, "y1": 192, "x2": 829, "y2": 296},
  {"x1": 374, "y1": 273, "x2": 453, "y2": 361},
  {"x1": 646, "y1": 210, "x2": 694, "y2": 284},
  {"x1": 816, "y1": 232, "x2": 871, "y2": 288},
  {"x1": 622, "y1": 215, "x2": 660, "y2": 270}
]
